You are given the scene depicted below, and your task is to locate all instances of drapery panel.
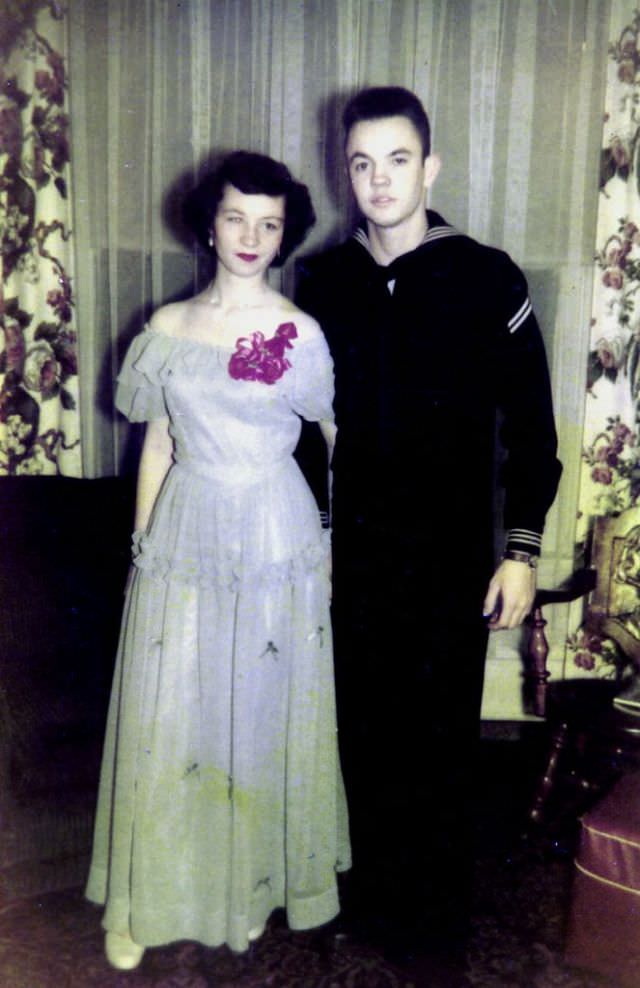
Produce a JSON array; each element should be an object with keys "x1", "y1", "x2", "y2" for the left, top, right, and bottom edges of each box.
[
  {"x1": 567, "y1": 2, "x2": 640, "y2": 679},
  {"x1": 0, "y1": 0, "x2": 80, "y2": 476},
  {"x1": 65, "y1": 0, "x2": 612, "y2": 713}
]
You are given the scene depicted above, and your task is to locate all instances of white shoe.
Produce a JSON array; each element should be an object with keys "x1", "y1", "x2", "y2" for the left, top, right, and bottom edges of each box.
[{"x1": 105, "y1": 931, "x2": 145, "y2": 970}]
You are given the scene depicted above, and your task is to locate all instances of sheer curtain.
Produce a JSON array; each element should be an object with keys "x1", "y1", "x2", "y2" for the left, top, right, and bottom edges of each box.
[{"x1": 67, "y1": 0, "x2": 612, "y2": 715}]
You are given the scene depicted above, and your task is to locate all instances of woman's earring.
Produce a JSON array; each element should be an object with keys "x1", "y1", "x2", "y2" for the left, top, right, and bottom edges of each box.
[{"x1": 208, "y1": 234, "x2": 214, "y2": 247}]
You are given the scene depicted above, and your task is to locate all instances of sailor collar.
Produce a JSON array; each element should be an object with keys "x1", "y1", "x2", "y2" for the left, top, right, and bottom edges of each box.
[{"x1": 351, "y1": 212, "x2": 460, "y2": 293}]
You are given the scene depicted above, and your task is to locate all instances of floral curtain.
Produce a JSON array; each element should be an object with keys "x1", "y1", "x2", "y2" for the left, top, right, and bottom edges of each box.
[
  {"x1": 0, "y1": 0, "x2": 80, "y2": 476},
  {"x1": 570, "y1": 2, "x2": 640, "y2": 677}
]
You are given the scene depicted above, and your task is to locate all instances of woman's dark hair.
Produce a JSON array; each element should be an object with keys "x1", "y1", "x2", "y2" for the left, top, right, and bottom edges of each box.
[
  {"x1": 183, "y1": 151, "x2": 315, "y2": 267},
  {"x1": 342, "y1": 86, "x2": 431, "y2": 159}
]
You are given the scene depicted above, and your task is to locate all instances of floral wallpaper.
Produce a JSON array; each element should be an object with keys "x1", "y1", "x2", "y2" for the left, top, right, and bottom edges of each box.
[
  {"x1": 570, "y1": 6, "x2": 640, "y2": 678},
  {"x1": 0, "y1": 0, "x2": 80, "y2": 475}
]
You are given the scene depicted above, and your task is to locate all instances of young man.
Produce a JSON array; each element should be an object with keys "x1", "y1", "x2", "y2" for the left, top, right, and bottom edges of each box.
[{"x1": 297, "y1": 87, "x2": 561, "y2": 968}]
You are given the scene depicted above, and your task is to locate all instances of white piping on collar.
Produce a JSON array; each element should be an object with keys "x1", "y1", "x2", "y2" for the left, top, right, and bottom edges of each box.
[{"x1": 352, "y1": 222, "x2": 459, "y2": 255}]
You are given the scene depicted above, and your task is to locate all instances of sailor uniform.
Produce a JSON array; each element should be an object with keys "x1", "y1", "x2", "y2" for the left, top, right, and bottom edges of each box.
[{"x1": 296, "y1": 209, "x2": 561, "y2": 947}]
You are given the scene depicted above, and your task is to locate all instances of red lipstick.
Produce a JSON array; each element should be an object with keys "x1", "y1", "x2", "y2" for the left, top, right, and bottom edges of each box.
[{"x1": 237, "y1": 253, "x2": 258, "y2": 262}]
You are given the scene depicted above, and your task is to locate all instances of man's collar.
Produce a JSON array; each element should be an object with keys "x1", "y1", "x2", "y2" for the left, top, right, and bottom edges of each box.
[{"x1": 351, "y1": 210, "x2": 459, "y2": 262}]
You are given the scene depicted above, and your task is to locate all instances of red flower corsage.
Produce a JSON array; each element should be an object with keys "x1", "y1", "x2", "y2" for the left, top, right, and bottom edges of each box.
[{"x1": 228, "y1": 322, "x2": 297, "y2": 384}]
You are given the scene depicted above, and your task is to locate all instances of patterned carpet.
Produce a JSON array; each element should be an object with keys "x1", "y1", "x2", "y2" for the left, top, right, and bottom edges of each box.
[
  {"x1": 0, "y1": 837, "x2": 621, "y2": 987},
  {"x1": 0, "y1": 740, "x2": 624, "y2": 988},
  {"x1": 466, "y1": 843, "x2": 615, "y2": 988}
]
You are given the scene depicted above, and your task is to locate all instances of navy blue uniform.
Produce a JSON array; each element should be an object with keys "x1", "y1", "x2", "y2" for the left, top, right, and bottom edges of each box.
[{"x1": 296, "y1": 210, "x2": 561, "y2": 948}]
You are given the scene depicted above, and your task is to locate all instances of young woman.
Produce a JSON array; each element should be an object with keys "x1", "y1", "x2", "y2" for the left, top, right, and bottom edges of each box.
[{"x1": 86, "y1": 151, "x2": 350, "y2": 970}]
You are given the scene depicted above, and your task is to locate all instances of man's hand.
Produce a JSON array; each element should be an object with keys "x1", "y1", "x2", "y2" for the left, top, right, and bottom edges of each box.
[{"x1": 483, "y1": 559, "x2": 536, "y2": 630}]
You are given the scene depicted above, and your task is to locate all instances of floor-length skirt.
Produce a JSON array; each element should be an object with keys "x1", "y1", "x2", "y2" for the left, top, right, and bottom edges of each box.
[{"x1": 86, "y1": 462, "x2": 350, "y2": 953}]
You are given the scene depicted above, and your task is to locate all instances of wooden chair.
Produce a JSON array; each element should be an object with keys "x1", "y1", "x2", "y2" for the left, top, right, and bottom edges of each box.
[
  {"x1": 524, "y1": 568, "x2": 597, "y2": 719},
  {"x1": 525, "y1": 507, "x2": 640, "y2": 827}
]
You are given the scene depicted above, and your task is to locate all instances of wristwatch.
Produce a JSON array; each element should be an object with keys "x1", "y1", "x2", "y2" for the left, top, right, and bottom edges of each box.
[{"x1": 502, "y1": 549, "x2": 539, "y2": 569}]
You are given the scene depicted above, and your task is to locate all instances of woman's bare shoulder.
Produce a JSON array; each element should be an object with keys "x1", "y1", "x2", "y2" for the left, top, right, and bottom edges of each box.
[
  {"x1": 276, "y1": 297, "x2": 324, "y2": 344},
  {"x1": 147, "y1": 300, "x2": 195, "y2": 337}
]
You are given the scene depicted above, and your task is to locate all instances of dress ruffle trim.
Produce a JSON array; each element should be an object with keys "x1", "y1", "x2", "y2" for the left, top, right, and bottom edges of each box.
[
  {"x1": 116, "y1": 328, "x2": 334, "y2": 424},
  {"x1": 116, "y1": 331, "x2": 222, "y2": 421},
  {"x1": 132, "y1": 329, "x2": 228, "y2": 382},
  {"x1": 132, "y1": 528, "x2": 331, "y2": 591}
]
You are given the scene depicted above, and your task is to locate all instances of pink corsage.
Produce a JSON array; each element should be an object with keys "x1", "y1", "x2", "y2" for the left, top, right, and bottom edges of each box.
[{"x1": 228, "y1": 322, "x2": 298, "y2": 384}]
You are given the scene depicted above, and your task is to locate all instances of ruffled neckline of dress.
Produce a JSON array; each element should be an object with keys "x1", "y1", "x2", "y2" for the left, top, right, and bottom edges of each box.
[
  {"x1": 125, "y1": 327, "x2": 230, "y2": 382},
  {"x1": 141, "y1": 324, "x2": 237, "y2": 357},
  {"x1": 134, "y1": 323, "x2": 322, "y2": 375}
]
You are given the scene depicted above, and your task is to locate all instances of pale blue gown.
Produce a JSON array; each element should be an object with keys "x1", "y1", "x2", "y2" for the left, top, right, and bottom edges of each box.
[{"x1": 86, "y1": 323, "x2": 350, "y2": 952}]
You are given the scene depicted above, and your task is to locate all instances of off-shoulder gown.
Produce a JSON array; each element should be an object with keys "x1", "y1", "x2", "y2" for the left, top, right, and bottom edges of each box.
[{"x1": 86, "y1": 323, "x2": 350, "y2": 952}]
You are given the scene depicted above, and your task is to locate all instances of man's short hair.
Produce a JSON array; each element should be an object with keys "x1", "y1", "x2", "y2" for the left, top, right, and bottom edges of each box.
[{"x1": 342, "y1": 86, "x2": 431, "y2": 159}]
